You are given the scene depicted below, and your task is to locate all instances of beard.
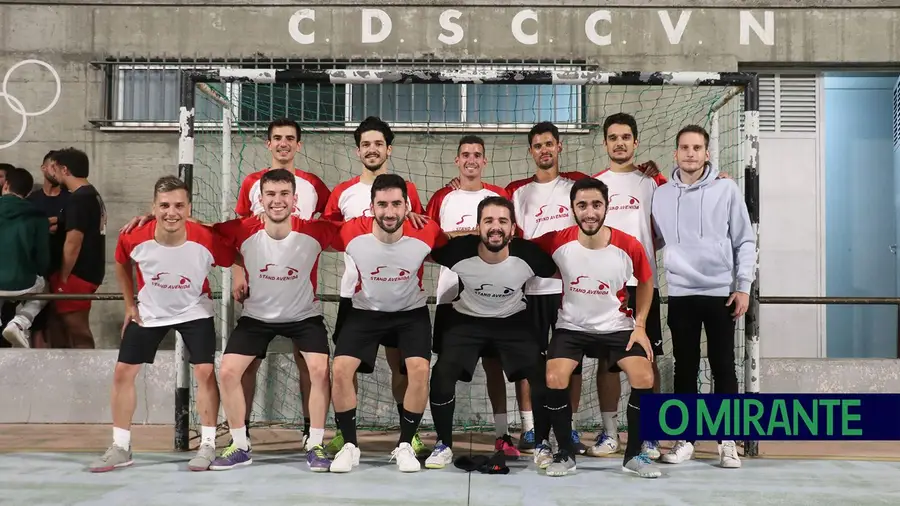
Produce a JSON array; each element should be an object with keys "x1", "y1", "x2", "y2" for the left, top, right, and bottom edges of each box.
[
  {"x1": 574, "y1": 213, "x2": 605, "y2": 236},
  {"x1": 480, "y1": 229, "x2": 511, "y2": 252},
  {"x1": 609, "y1": 151, "x2": 632, "y2": 164},
  {"x1": 376, "y1": 214, "x2": 404, "y2": 234},
  {"x1": 265, "y1": 207, "x2": 291, "y2": 224},
  {"x1": 363, "y1": 154, "x2": 385, "y2": 172}
]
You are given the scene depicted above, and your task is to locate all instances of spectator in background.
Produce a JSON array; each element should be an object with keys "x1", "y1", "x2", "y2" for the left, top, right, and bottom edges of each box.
[
  {"x1": 0, "y1": 168, "x2": 50, "y2": 348},
  {"x1": 45, "y1": 148, "x2": 107, "y2": 349},
  {"x1": 0, "y1": 163, "x2": 13, "y2": 195}
]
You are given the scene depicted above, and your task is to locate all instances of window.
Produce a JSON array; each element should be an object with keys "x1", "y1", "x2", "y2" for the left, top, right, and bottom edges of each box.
[
  {"x1": 758, "y1": 73, "x2": 818, "y2": 133},
  {"x1": 112, "y1": 65, "x2": 227, "y2": 125}
]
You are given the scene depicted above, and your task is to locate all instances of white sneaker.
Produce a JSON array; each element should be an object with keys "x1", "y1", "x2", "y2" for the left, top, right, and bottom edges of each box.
[
  {"x1": 424, "y1": 441, "x2": 453, "y2": 469},
  {"x1": 719, "y1": 441, "x2": 742, "y2": 468},
  {"x1": 586, "y1": 432, "x2": 619, "y2": 457},
  {"x1": 533, "y1": 441, "x2": 554, "y2": 469},
  {"x1": 2, "y1": 322, "x2": 29, "y2": 348},
  {"x1": 391, "y1": 442, "x2": 421, "y2": 472},
  {"x1": 329, "y1": 442, "x2": 360, "y2": 473},
  {"x1": 660, "y1": 441, "x2": 694, "y2": 464}
]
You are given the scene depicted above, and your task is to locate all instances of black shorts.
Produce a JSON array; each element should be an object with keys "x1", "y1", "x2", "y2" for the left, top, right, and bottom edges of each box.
[
  {"x1": 225, "y1": 315, "x2": 329, "y2": 358},
  {"x1": 334, "y1": 306, "x2": 431, "y2": 374},
  {"x1": 527, "y1": 293, "x2": 582, "y2": 376},
  {"x1": 118, "y1": 317, "x2": 216, "y2": 365},
  {"x1": 433, "y1": 303, "x2": 499, "y2": 359},
  {"x1": 438, "y1": 308, "x2": 539, "y2": 383},
  {"x1": 626, "y1": 286, "x2": 664, "y2": 358},
  {"x1": 333, "y1": 297, "x2": 398, "y2": 348},
  {"x1": 548, "y1": 328, "x2": 650, "y2": 373}
]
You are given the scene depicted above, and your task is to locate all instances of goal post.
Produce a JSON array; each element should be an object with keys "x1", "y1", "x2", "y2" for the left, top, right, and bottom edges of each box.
[{"x1": 175, "y1": 66, "x2": 760, "y2": 456}]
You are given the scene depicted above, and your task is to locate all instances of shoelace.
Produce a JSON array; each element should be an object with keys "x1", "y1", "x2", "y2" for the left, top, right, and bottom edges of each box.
[
  {"x1": 722, "y1": 443, "x2": 738, "y2": 458},
  {"x1": 311, "y1": 446, "x2": 328, "y2": 459},
  {"x1": 635, "y1": 454, "x2": 653, "y2": 465}
]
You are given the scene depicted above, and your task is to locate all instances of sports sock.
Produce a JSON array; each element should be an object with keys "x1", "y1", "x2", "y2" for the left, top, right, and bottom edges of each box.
[
  {"x1": 335, "y1": 409, "x2": 358, "y2": 446},
  {"x1": 201, "y1": 426, "x2": 216, "y2": 448},
  {"x1": 601, "y1": 411, "x2": 618, "y2": 436},
  {"x1": 307, "y1": 428, "x2": 325, "y2": 449},
  {"x1": 494, "y1": 413, "x2": 508, "y2": 437},
  {"x1": 303, "y1": 417, "x2": 311, "y2": 436},
  {"x1": 230, "y1": 428, "x2": 249, "y2": 451},
  {"x1": 113, "y1": 427, "x2": 131, "y2": 451},
  {"x1": 399, "y1": 409, "x2": 424, "y2": 446},
  {"x1": 545, "y1": 387, "x2": 574, "y2": 455},
  {"x1": 396, "y1": 403, "x2": 404, "y2": 420},
  {"x1": 520, "y1": 411, "x2": 534, "y2": 433},
  {"x1": 624, "y1": 388, "x2": 652, "y2": 461},
  {"x1": 244, "y1": 419, "x2": 251, "y2": 439},
  {"x1": 429, "y1": 396, "x2": 455, "y2": 448}
]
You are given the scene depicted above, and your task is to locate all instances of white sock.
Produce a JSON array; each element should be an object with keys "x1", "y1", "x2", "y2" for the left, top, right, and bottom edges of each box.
[
  {"x1": 201, "y1": 426, "x2": 216, "y2": 448},
  {"x1": 307, "y1": 428, "x2": 325, "y2": 449},
  {"x1": 521, "y1": 411, "x2": 534, "y2": 433},
  {"x1": 494, "y1": 413, "x2": 508, "y2": 437},
  {"x1": 602, "y1": 412, "x2": 618, "y2": 436},
  {"x1": 230, "y1": 428, "x2": 249, "y2": 451},
  {"x1": 113, "y1": 427, "x2": 131, "y2": 451}
]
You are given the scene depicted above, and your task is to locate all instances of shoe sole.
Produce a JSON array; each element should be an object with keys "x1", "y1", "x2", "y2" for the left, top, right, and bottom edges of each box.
[
  {"x1": 90, "y1": 460, "x2": 133, "y2": 473},
  {"x1": 2, "y1": 328, "x2": 28, "y2": 348},
  {"x1": 545, "y1": 465, "x2": 576, "y2": 477},
  {"x1": 209, "y1": 460, "x2": 252, "y2": 471},
  {"x1": 188, "y1": 461, "x2": 213, "y2": 471},
  {"x1": 622, "y1": 466, "x2": 661, "y2": 478}
]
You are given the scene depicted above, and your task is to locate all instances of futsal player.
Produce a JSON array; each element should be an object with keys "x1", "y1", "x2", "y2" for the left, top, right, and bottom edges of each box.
[
  {"x1": 321, "y1": 116, "x2": 430, "y2": 458},
  {"x1": 90, "y1": 176, "x2": 233, "y2": 473},
  {"x1": 328, "y1": 173, "x2": 446, "y2": 473},
  {"x1": 207, "y1": 169, "x2": 337, "y2": 472},
  {"x1": 531, "y1": 177, "x2": 661, "y2": 479},
  {"x1": 425, "y1": 135, "x2": 523, "y2": 456},
  {"x1": 652, "y1": 125, "x2": 755, "y2": 469},
  {"x1": 425, "y1": 196, "x2": 557, "y2": 469}
]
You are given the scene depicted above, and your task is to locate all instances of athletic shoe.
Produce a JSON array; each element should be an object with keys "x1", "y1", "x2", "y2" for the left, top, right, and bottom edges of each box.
[
  {"x1": 545, "y1": 450, "x2": 576, "y2": 477},
  {"x1": 660, "y1": 440, "x2": 694, "y2": 464},
  {"x1": 623, "y1": 454, "x2": 662, "y2": 478},
  {"x1": 533, "y1": 441, "x2": 553, "y2": 469},
  {"x1": 89, "y1": 445, "x2": 133, "y2": 473},
  {"x1": 411, "y1": 433, "x2": 429, "y2": 457},
  {"x1": 425, "y1": 441, "x2": 454, "y2": 469},
  {"x1": 571, "y1": 430, "x2": 588, "y2": 455},
  {"x1": 187, "y1": 443, "x2": 216, "y2": 471},
  {"x1": 586, "y1": 431, "x2": 619, "y2": 457},
  {"x1": 719, "y1": 441, "x2": 742, "y2": 468},
  {"x1": 642, "y1": 440, "x2": 661, "y2": 460},
  {"x1": 495, "y1": 434, "x2": 521, "y2": 458},
  {"x1": 329, "y1": 442, "x2": 360, "y2": 473},
  {"x1": 518, "y1": 429, "x2": 535, "y2": 453},
  {"x1": 390, "y1": 442, "x2": 421, "y2": 472},
  {"x1": 324, "y1": 430, "x2": 344, "y2": 458},
  {"x1": 209, "y1": 443, "x2": 252, "y2": 471},
  {"x1": 306, "y1": 445, "x2": 332, "y2": 472},
  {"x1": 2, "y1": 322, "x2": 29, "y2": 348}
]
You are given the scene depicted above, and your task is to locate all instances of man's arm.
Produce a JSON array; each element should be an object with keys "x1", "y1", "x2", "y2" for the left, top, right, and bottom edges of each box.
[
  {"x1": 115, "y1": 260, "x2": 136, "y2": 309},
  {"x1": 59, "y1": 230, "x2": 83, "y2": 282},
  {"x1": 633, "y1": 279, "x2": 653, "y2": 329},
  {"x1": 729, "y1": 182, "x2": 757, "y2": 294}
]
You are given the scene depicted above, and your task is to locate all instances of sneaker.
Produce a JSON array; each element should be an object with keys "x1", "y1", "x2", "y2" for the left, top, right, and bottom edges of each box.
[
  {"x1": 719, "y1": 441, "x2": 742, "y2": 468},
  {"x1": 533, "y1": 441, "x2": 553, "y2": 469},
  {"x1": 518, "y1": 429, "x2": 535, "y2": 454},
  {"x1": 411, "y1": 433, "x2": 429, "y2": 457},
  {"x1": 660, "y1": 440, "x2": 694, "y2": 464},
  {"x1": 329, "y1": 442, "x2": 360, "y2": 473},
  {"x1": 571, "y1": 430, "x2": 588, "y2": 455},
  {"x1": 187, "y1": 443, "x2": 216, "y2": 471},
  {"x1": 390, "y1": 442, "x2": 421, "y2": 472},
  {"x1": 209, "y1": 443, "x2": 252, "y2": 471},
  {"x1": 586, "y1": 431, "x2": 619, "y2": 457},
  {"x1": 2, "y1": 322, "x2": 29, "y2": 348},
  {"x1": 623, "y1": 454, "x2": 662, "y2": 478},
  {"x1": 545, "y1": 450, "x2": 576, "y2": 477},
  {"x1": 306, "y1": 444, "x2": 332, "y2": 472},
  {"x1": 89, "y1": 445, "x2": 133, "y2": 473},
  {"x1": 642, "y1": 440, "x2": 661, "y2": 460},
  {"x1": 425, "y1": 441, "x2": 454, "y2": 469},
  {"x1": 324, "y1": 430, "x2": 344, "y2": 458},
  {"x1": 494, "y1": 434, "x2": 521, "y2": 458}
]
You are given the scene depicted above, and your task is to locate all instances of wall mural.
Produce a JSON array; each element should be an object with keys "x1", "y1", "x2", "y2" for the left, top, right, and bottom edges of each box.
[{"x1": 1, "y1": 59, "x2": 61, "y2": 150}]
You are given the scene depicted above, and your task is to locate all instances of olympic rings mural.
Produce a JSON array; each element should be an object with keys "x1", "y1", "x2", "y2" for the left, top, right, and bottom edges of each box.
[{"x1": 0, "y1": 59, "x2": 62, "y2": 150}]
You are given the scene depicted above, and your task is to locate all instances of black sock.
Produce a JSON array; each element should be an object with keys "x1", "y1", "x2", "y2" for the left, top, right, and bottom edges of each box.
[
  {"x1": 397, "y1": 403, "x2": 404, "y2": 420},
  {"x1": 244, "y1": 419, "x2": 251, "y2": 438},
  {"x1": 429, "y1": 396, "x2": 455, "y2": 448},
  {"x1": 303, "y1": 417, "x2": 311, "y2": 436},
  {"x1": 335, "y1": 409, "x2": 358, "y2": 446},
  {"x1": 545, "y1": 387, "x2": 574, "y2": 456},
  {"x1": 399, "y1": 409, "x2": 424, "y2": 446},
  {"x1": 624, "y1": 388, "x2": 652, "y2": 461}
]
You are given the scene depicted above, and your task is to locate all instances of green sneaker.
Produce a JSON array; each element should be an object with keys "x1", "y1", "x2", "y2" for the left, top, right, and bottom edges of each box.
[
  {"x1": 324, "y1": 430, "x2": 344, "y2": 457},
  {"x1": 411, "y1": 433, "x2": 429, "y2": 457}
]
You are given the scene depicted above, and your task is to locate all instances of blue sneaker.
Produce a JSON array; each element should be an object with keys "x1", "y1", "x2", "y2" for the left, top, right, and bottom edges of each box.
[
  {"x1": 307, "y1": 445, "x2": 331, "y2": 472},
  {"x1": 571, "y1": 430, "x2": 588, "y2": 455},
  {"x1": 518, "y1": 429, "x2": 535, "y2": 454},
  {"x1": 209, "y1": 443, "x2": 252, "y2": 471}
]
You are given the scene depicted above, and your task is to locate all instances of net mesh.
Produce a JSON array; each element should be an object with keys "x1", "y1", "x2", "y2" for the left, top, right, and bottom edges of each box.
[{"x1": 186, "y1": 66, "x2": 747, "y2": 435}]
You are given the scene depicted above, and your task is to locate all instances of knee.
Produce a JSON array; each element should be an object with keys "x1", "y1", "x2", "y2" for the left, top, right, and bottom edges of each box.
[
  {"x1": 545, "y1": 370, "x2": 570, "y2": 391},
  {"x1": 628, "y1": 365, "x2": 655, "y2": 390},
  {"x1": 113, "y1": 363, "x2": 140, "y2": 385},
  {"x1": 192, "y1": 364, "x2": 216, "y2": 383},
  {"x1": 219, "y1": 363, "x2": 243, "y2": 387},
  {"x1": 430, "y1": 360, "x2": 458, "y2": 397},
  {"x1": 305, "y1": 357, "x2": 330, "y2": 384},
  {"x1": 332, "y1": 359, "x2": 356, "y2": 385},
  {"x1": 404, "y1": 359, "x2": 430, "y2": 383}
]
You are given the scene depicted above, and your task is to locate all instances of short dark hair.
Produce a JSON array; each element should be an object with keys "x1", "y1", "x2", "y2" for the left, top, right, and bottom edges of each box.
[
  {"x1": 527, "y1": 121, "x2": 560, "y2": 146},
  {"x1": 457, "y1": 135, "x2": 485, "y2": 154},
  {"x1": 570, "y1": 177, "x2": 609, "y2": 206},
  {"x1": 153, "y1": 176, "x2": 191, "y2": 202},
  {"x1": 370, "y1": 173, "x2": 407, "y2": 202},
  {"x1": 267, "y1": 118, "x2": 301, "y2": 140},
  {"x1": 603, "y1": 113, "x2": 639, "y2": 140},
  {"x1": 476, "y1": 196, "x2": 516, "y2": 224},
  {"x1": 676, "y1": 125, "x2": 710, "y2": 149},
  {"x1": 5, "y1": 167, "x2": 34, "y2": 197},
  {"x1": 0, "y1": 163, "x2": 14, "y2": 176},
  {"x1": 354, "y1": 116, "x2": 394, "y2": 147},
  {"x1": 48, "y1": 147, "x2": 90, "y2": 178},
  {"x1": 260, "y1": 168, "x2": 297, "y2": 193},
  {"x1": 42, "y1": 150, "x2": 56, "y2": 162}
]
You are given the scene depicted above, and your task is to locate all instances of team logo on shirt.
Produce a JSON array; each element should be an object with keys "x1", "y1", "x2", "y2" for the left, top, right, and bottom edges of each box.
[
  {"x1": 569, "y1": 275, "x2": 610, "y2": 295},
  {"x1": 150, "y1": 272, "x2": 192, "y2": 290},
  {"x1": 259, "y1": 263, "x2": 300, "y2": 282},
  {"x1": 534, "y1": 204, "x2": 570, "y2": 224},
  {"x1": 608, "y1": 194, "x2": 640, "y2": 211},
  {"x1": 455, "y1": 214, "x2": 473, "y2": 226},
  {"x1": 370, "y1": 266, "x2": 411, "y2": 282},
  {"x1": 473, "y1": 283, "x2": 516, "y2": 298}
]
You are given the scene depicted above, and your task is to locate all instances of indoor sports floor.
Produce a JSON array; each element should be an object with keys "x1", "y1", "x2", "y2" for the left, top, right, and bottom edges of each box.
[{"x1": 1, "y1": 425, "x2": 898, "y2": 505}]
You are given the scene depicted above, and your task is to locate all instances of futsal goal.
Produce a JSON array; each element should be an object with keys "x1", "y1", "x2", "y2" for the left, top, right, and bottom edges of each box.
[{"x1": 173, "y1": 60, "x2": 761, "y2": 456}]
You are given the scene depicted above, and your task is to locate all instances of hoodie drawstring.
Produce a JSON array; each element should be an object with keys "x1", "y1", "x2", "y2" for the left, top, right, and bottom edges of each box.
[
  {"x1": 675, "y1": 188, "x2": 682, "y2": 243},
  {"x1": 699, "y1": 187, "x2": 704, "y2": 238}
]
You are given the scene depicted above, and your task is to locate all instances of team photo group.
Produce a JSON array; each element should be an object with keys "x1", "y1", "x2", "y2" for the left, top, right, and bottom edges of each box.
[{"x1": 91, "y1": 111, "x2": 756, "y2": 478}]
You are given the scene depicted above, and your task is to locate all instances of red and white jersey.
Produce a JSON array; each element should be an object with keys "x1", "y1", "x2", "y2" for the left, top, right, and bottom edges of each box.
[
  {"x1": 425, "y1": 183, "x2": 509, "y2": 304},
  {"x1": 114, "y1": 221, "x2": 235, "y2": 328},
  {"x1": 532, "y1": 226, "x2": 652, "y2": 334},
  {"x1": 234, "y1": 167, "x2": 331, "y2": 219},
  {"x1": 213, "y1": 216, "x2": 338, "y2": 324},
  {"x1": 506, "y1": 171, "x2": 589, "y2": 295},
  {"x1": 593, "y1": 169, "x2": 667, "y2": 288},
  {"x1": 322, "y1": 175, "x2": 425, "y2": 298},
  {"x1": 331, "y1": 216, "x2": 447, "y2": 312}
]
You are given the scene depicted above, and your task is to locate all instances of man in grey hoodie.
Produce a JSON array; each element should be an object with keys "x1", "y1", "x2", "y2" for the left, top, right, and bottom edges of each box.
[{"x1": 651, "y1": 125, "x2": 756, "y2": 469}]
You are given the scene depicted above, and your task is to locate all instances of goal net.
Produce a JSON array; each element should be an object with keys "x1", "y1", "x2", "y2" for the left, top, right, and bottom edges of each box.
[{"x1": 177, "y1": 63, "x2": 759, "y2": 450}]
